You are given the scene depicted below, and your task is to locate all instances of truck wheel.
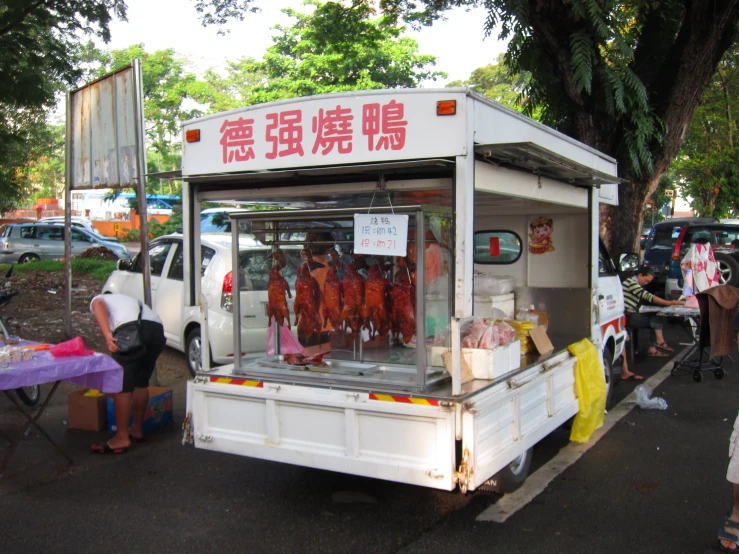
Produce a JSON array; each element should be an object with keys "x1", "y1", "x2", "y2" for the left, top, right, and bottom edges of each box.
[
  {"x1": 715, "y1": 254, "x2": 739, "y2": 286},
  {"x1": 603, "y1": 347, "x2": 615, "y2": 409},
  {"x1": 484, "y1": 447, "x2": 534, "y2": 493},
  {"x1": 186, "y1": 327, "x2": 214, "y2": 377}
]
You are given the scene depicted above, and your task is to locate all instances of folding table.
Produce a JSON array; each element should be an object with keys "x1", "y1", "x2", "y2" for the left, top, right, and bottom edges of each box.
[
  {"x1": 0, "y1": 344, "x2": 122, "y2": 474},
  {"x1": 658, "y1": 304, "x2": 725, "y2": 382}
]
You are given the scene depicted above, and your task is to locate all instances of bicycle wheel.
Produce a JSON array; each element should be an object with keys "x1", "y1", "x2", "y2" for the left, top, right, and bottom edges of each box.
[{"x1": 16, "y1": 385, "x2": 40, "y2": 407}]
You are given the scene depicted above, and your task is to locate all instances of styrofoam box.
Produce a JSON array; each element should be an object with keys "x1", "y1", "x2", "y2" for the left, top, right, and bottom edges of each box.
[
  {"x1": 473, "y1": 292, "x2": 515, "y2": 319},
  {"x1": 463, "y1": 339, "x2": 521, "y2": 380},
  {"x1": 426, "y1": 340, "x2": 522, "y2": 379}
]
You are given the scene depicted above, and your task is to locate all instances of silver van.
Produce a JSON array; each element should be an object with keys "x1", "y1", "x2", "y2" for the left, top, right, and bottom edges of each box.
[{"x1": 0, "y1": 223, "x2": 129, "y2": 263}]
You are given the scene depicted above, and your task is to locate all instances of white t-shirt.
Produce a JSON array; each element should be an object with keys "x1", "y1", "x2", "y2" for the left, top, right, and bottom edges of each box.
[{"x1": 90, "y1": 294, "x2": 162, "y2": 331}]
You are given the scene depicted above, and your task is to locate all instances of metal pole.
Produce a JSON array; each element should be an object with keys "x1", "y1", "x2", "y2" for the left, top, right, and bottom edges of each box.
[
  {"x1": 232, "y1": 222, "x2": 242, "y2": 369},
  {"x1": 63, "y1": 92, "x2": 73, "y2": 338},
  {"x1": 415, "y1": 211, "x2": 427, "y2": 389},
  {"x1": 132, "y1": 59, "x2": 152, "y2": 308}
]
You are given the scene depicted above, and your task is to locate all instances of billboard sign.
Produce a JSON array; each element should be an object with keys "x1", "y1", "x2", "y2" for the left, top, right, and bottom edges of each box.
[{"x1": 66, "y1": 65, "x2": 141, "y2": 189}]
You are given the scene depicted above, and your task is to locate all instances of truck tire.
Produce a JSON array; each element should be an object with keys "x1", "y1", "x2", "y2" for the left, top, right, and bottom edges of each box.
[
  {"x1": 603, "y1": 346, "x2": 615, "y2": 409},
  {"x1": 714, "y1": 253, "x2": 739, "y2": 286},
  {"x1": 186, "y1": 327, "x2": 214, "y2": 377},
  {"x1": 484, "y1": 447, "x2": 534, "y2": 493}
]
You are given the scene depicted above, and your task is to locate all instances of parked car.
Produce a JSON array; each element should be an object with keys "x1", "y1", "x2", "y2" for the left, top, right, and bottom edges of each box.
[
  {"x1": 38, "y1": 217, "x2": 120, "y2": 243},
  {"x1": 0, "y1": 223, "x2": 129, "y2": 263},
  {"x1": 102, "y1": 233, "x2": 307, "y2": 375},
  {"x1": 200, "y1": 207, "x2": 253, "y2": 233},
  {"x1": 639, "y1": 225, "x2": 652, "y2": 250},
  {"x1": 640, "y1": 217, "x2": 719, "y2": 296},
  {"x1": 664, "y1": 223, "x2": 739, "y2": 299}
]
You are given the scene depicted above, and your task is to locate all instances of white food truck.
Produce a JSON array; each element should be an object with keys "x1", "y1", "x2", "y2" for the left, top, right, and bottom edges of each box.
[{"x1": 180, "y1": 89, "x2": 627, "y2": 493}]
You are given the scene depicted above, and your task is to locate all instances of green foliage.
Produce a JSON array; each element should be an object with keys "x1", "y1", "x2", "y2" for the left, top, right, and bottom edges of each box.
[
  {"x1": 233, "y1": 1, "x2": 445, "y2": 105},
  {"x1": 0, "y1": 1, "x2": 126, "y2": 210},
  {"x1": 2, "y1": 259, "x2": 117, "y2": 283},
  {"x1": 148, "y1": 214, "x2": 183, "y2": 238},
  {"x1": 91, "y1": 45, "x2": 201, "y2": 195},
  {"x1": 118, "y1": 228, "x2": 140, "y2": 242},
  {"x1": 197, "y1": 58, "x2": 268, "y2": 112},
  {"x1": 25, "y1": 124, "x2": 66, "y2": 204},
  {"x1": 670, "y1": 44, "x2": 739, "y2": 219},
  {"x1": 446, "y1": 54, "x2": 532, "y2": 113}
]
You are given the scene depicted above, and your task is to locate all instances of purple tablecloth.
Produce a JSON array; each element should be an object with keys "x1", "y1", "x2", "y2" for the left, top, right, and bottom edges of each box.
[{"x1": 0, "y1": 348, "x2": 123, "y2": 393}]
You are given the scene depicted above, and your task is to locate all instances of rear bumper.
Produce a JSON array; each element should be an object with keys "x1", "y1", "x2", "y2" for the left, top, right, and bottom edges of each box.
[{"x1": 665, "y1": 278, "x2": 681, "y2": 300}]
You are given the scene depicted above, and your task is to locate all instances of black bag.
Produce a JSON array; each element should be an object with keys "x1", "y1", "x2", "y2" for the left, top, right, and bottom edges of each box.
[{"x1": 113, "y1": 302, "x2": 144, "y2": 354}]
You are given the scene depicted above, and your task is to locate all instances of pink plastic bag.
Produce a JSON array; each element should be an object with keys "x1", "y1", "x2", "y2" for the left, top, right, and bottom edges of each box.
[
  {"x1": 50, "y1": 336, "x2": 95, "y2": 357},
  {"x1": 267, "y1": 325, "x2": 305, "y2": 356}
]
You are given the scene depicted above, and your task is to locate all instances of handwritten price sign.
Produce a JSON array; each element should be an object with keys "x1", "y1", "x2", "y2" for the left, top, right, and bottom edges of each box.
[{"x1": 354, "y1": 213, "x2": 409, "y2": 257}]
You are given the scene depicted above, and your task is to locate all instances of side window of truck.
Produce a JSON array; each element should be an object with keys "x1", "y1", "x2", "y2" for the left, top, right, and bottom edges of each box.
[
  {"x1": 598, "y1": 244, "x2": 617, "y2": 276},
  {"x1": 473, "y1": 231, "x2": 522, "y2": 264}
]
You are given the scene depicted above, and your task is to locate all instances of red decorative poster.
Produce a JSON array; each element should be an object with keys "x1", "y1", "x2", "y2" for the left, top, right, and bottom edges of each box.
[
  {"x1": 489, "y1": 237, "x2": 500, "y2": 256},
  {"x1": 529, "y1": 217, "x2": 555, "y2": 254}
]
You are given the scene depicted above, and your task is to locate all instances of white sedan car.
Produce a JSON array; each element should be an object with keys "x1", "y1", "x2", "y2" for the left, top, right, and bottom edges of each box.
[{"x1": 102, "y1": 233, "x2": 302, "y2": 376}]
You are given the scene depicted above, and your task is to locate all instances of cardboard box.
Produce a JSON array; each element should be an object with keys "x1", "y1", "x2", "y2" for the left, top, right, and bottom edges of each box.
[
  {"x1": 106, "y1": 386, "x2": 173, "y2": 435},
  {"x1": 68, "y1": 389, "x2": 108, "y2": 431}
]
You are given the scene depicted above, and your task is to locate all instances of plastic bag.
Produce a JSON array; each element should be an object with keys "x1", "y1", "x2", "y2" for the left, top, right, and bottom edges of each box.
[
  {"x1": 495, "y1": 321, "x2": 516, "y2": 345},
  {"x1": 478, "y1": 324, "x2": 499, "y2": 350},
  {"x1": 634, "y1": 384, "x2": 668, "y2": 410},
  {"x1": 50, "y1": 336, "x2": 95, "y2": 358},
  {"x1": 266, "y1": 325, "x2": 305, "y2": 356},
  {"x1": 473, "y1": 273, "x2": 516, "y2": 296},
  {"x1": 461, "y1": 317, "x2": 489, "y2": 348},
  {"x1": 568, "y1": 339, "x2": 607, "y2": 443}
]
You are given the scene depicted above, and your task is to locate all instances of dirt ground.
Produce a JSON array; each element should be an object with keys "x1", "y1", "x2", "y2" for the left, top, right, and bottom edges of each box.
[{"x1": 1, "y1": 270, "x2": 187, "y2": 384}]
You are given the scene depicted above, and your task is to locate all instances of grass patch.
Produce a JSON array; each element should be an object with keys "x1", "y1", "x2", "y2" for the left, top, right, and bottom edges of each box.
[{"x1": 0, "y1": 259, "x2": 117, "y2": 283}]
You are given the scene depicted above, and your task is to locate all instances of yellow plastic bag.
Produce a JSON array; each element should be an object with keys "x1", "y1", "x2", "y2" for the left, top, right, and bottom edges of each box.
[
  {"x1": 83, "y1": 389, "x2": 104, "y2": 397},
  {"x1": 568, "y1": 339, "x2": 607, "y2": 443}
]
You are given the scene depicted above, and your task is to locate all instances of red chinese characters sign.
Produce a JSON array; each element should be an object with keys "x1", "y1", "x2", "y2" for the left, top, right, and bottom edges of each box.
[{"x1": 218, "y1": 100, "x2": 408, "y2": 166}]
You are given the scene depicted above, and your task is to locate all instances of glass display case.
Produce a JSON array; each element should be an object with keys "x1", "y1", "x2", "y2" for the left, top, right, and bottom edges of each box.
[{"x1": 227, "y1": 206, "x2": 452, "y2": 391}]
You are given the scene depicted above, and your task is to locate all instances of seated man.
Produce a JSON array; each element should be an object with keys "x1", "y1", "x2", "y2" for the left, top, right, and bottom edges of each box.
[{"x1": 622, "y1": 266, "x2": 683, "y2": 359}]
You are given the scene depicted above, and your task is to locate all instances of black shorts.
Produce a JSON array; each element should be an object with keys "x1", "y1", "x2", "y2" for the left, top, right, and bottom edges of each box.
[{"x1": 113, "y1": 320, "x2": 166, "y2": 393}]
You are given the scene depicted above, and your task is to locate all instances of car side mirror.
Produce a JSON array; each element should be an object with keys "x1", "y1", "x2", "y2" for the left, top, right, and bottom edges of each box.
[
  {"x1": 618, "y1": 253, "x2": 640, "y2": 272},
  {"x1": 117, "y1": 259, "x2": 133, "y2": 271}
]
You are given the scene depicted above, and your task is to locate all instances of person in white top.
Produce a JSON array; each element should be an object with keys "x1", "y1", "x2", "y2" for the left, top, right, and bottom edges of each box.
[{"x1": 89, "y1": 293, "x2": 165, "y2": 454}]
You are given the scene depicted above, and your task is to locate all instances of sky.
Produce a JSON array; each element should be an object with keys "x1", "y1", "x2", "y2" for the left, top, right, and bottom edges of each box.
[{"x1": 103, "y1": 0, "x2": 507, "y2": 86}]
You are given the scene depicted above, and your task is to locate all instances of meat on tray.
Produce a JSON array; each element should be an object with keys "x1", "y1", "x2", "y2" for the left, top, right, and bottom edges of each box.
[{"x1": 282, "y1": 352, "x2": 330, "y2": 366}]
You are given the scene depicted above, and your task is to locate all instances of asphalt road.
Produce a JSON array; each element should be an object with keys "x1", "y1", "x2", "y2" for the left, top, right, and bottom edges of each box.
[{"x1": 1, "y1": 326, "x2": 736, "y2": 554}]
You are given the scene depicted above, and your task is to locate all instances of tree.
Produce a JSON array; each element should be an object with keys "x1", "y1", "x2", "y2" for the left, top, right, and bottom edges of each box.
[
  {"x1": 91, "y1": 44, "x2": 207, "y2": 196},
  {"x1": 446, "y1": 54, "x2": 531, "y2": 112},
  {"x1": 0, "y1": 0, "x2": 127, "y2": 209},
  {"x1": 670, "y1": 44, "x2": 739, "y2": 219},
  {"x1": 198, "y1": 57, "x2": 269, "y2": 113},
  {"x1": 182, "y1": 0, "x2": 739, "y2": 256},
  {"x1": 436, "y1": 0, "x2": 739, "y2": 256},
  {"x1": 241, "y1": 1, "x2": 445, "y2": 104},
  {"x1": 25, "y1": 124, "x2": 66, "y2": 203}
]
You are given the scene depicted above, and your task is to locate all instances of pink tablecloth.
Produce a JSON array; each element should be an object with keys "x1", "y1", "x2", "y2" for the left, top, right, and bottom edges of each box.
[{"x1": 0, "y1": 349, "x2": 122, "y2": 393}]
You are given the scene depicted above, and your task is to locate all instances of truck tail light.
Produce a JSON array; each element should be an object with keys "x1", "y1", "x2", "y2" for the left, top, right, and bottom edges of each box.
[
  {"x1": 185, "y1": 129, "x2": 200, "y2": 143},
  {"x1": 221, "y1": 271, "x2": 233, "y2": 312},
  {"x1": 436, "y1": 100, "x2": 456, "y2": 116}
]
